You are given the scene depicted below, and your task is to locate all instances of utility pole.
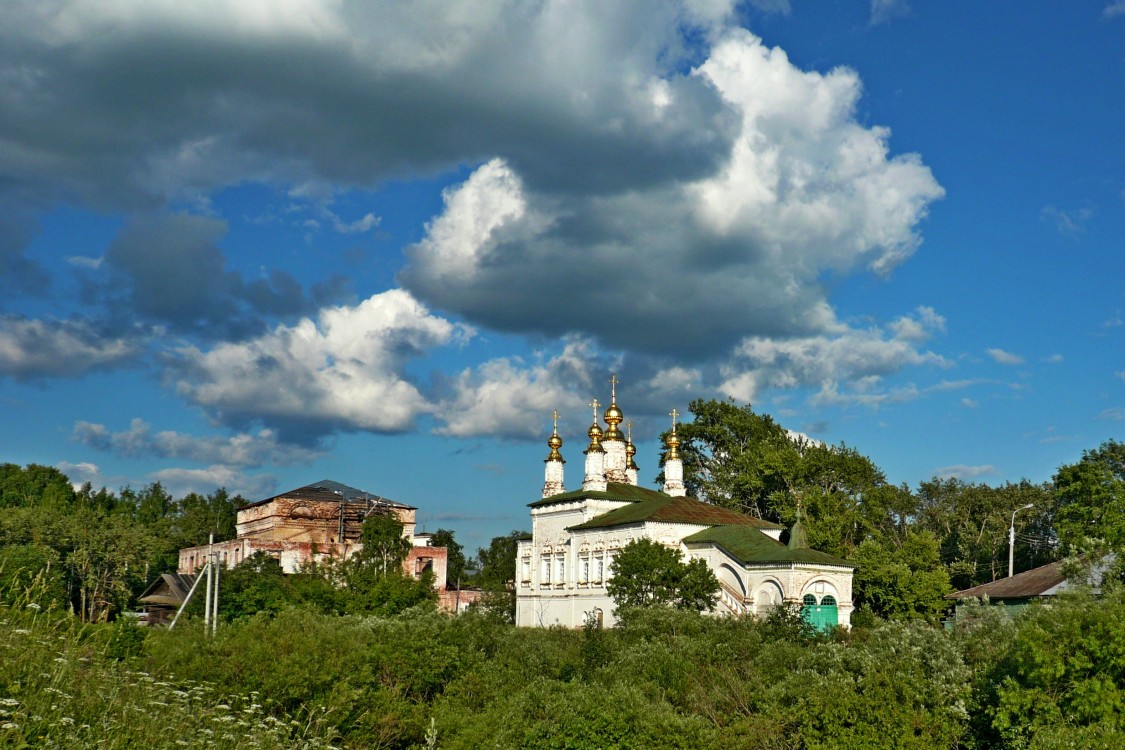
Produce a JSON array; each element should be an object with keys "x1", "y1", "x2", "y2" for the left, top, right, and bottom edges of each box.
[
  {"x1": 212, "y1": 549, "x2": 220, "y2": 636},
  {"x1": 204, "y1": 534, "x2": 213, "y2": 629},
  {"x1": 1008, "y1": 504, "x2": 1034, "y2": 577}
]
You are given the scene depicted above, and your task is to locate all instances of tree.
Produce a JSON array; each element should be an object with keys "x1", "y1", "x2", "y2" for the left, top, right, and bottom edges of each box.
[
  {"x1": 852, "y1": 531, "x2": 952, "y2": 621},
  {"x1": 430, "y1": 528, "x2": 466, "y2": 587},
  {"x1": 0, "y1": 463, "x2": 76, "y2": 509},
  {"x1": 917, "y1": 478, "x2": 1056, "y2": 588},
  {"x1": 170, "y1": 488, "x2": 241, "y2": 548},
  {"x1": 1054, "y1": 439, "x2": 1125, "y2": 552},
  {"x1": 356, "y1": 511, "x2": 412, "y2": 576},
  {"x1": 216, "y1": 551, "x2": 294, "y2": 620},
  {"x1": 476, "y1": 530, "x2": 528, "y2": 591},
  {"x1": 659, "y1": 399, "x2": 797, "y2": 517},
  {"x1": 661, "y1": 399, "x2": 889, "y2": 558},
  {"x1": 606, "y1": 538, "x2": 718, "y2": 612},
  {"x1": 473, "y1": 530, "x2": 529, "y2": 623}
]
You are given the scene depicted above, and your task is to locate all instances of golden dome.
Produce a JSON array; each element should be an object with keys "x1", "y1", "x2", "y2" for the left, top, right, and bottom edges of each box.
[
  {"x1": 585, "y1": 421, "x2": 604, "y2": 454},
  {"x1": 545, "y1": 433, "x2": 564, "y2": 463},
  {"x1": 603, "y1": 402, "x2": 624, "y2": 441},
  {"x1": 545, "y1": 410, "x2": 565, "y2": 463},
  {"x1": 664, "y1": 429, "x2": 681, "y2": 461}
]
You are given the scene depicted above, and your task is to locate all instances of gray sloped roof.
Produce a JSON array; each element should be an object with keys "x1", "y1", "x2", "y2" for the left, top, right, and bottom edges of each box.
[
  {"x1": 242, "y1": 479, "x2": 414, "y2": 510},
  {"x1": 946, "y1": 554, "x2": 1117, "y2": 600},
  {"x1": 138, "y1": 572, "x2": 198, "y2": 606}
]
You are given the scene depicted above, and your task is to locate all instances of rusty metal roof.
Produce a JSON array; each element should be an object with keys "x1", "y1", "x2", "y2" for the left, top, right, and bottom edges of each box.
[
  {"x1": 946, "y1": 561, "x2": 1067, "y2": 600},
  {"x1": 242, "y1": 479, "x2": 415, "y2": 510}
]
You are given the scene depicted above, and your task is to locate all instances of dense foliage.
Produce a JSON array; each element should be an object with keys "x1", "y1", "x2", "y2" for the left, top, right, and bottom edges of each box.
[
  {"x1": 1, "y1": 409, "x2": 1121, "y2": 747},
  {"x1": 0, "y1": 464, "x2": 241, "y2": 621},
  {"x1": 4, "y1": 583, "x2": 1124, "y2": 749},
  {"x1": 607, "y1": 538, "x2": 719, "y2": 611}
]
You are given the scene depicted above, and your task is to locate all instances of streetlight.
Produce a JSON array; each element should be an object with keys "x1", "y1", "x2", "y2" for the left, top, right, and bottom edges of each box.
[{"x1": 1008, "y1": 504, "x2": 1035, "y2": 577}]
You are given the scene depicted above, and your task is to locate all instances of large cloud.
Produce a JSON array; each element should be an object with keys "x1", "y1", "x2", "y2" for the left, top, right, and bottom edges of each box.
[
  {"x1": 73, "y1": 418, "x2": 322, "y2": 467},
  {"x1": 0, "y1": 316, "x2": 141, "y2": 379},
  {"x1": 402, "y1": 30, "x2": 943, "y2": 355},
  {"x1": 93, "y1": 213, "x2": 345, "y2": 340},
  {"x1": 718, "y1": 306, "x2": 950, "y2": 405},
  {"x1": 171, "y1": 289, "x2": 470, "y2": 439},
  {"x1": 0, "y1": 1, "x2": 737, "y2": 211}
]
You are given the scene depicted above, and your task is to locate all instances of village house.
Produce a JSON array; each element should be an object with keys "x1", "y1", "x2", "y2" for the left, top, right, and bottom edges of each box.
[{"x1": 516, "y1": 383, "x2": 855, "y2": 630}]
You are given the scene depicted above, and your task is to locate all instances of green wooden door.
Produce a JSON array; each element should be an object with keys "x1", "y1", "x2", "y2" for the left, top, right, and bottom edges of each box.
[{"x1": 802, "y1": 594, "x2": 838, "y2": 632}]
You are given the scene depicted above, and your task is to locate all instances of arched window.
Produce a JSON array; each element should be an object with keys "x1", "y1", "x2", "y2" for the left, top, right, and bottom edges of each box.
[
  {"x1": 820, "y1": 595, "x2": 837, "y2": 606},
  {"x1": 803, "y1": 594, "x2": 817, "y2": 607}
]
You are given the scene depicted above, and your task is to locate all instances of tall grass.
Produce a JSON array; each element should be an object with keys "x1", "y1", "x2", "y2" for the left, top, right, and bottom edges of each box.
[{"x1": 0, "y1": 579, "x2": 339, "y2": 750}]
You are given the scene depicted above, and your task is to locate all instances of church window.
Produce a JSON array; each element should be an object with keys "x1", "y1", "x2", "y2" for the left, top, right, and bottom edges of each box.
[
  {"x1": 521, "y1": 558, "x2": 531, "y2": 582},
  {"x1": 541, "y1": 557, "x2": 551, "y2": 584},
  {"x1": 557, "y1": 557, "x2": 565, "y2": 583},
  {"x1": 581, "y1": 560, "x2": 589, "y2": 583},
  {"x1": 802, "y1": 594, "x2": 817, "y2": 607}
]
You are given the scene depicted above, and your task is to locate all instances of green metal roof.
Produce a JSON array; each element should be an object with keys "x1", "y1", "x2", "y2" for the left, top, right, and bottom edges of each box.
[
  {"x1": 682, "y1": 525, "x2": 854, "y2": 568},
  {"x1": 566, "y1": 494, "x2": 784, "y2": 532},
  {"x1": 529, "y1": 482, "x2": 671, "y2": 508}
]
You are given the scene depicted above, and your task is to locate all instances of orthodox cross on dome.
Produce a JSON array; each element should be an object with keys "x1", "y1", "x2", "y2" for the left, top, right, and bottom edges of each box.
[
  {"x1": 552, "y1": 409, "x2": 560, "y2": 434},
  {"x1": 670, "y1": 408, "x2": 679, "y2": 433},
  {"x1": 609, "y1": 373, "x2": 619, "y2": 402},
  {"x1": 589, "y1": 398, "x2": 601, "y2": 421},
  {"x1": 626, "y1": 419, "x2": 634, "y2": 441}
]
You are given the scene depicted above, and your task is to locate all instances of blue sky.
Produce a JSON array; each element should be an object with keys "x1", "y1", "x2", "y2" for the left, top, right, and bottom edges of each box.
[{"x1": 1, "y1": 1, "x2": 1122, "y2": 553}]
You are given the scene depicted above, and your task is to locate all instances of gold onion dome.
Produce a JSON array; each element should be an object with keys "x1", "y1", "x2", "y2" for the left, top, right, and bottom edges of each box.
[
  {"x1": 545, "y1": 431, "x2": 564, "y2": 463},
  {"x1": 665, "y1": 429, "x2": 681, "y2": 461},
  {"x1": 586, "y1": 422, "x2": 604, "y2": 453},
  {"x1": 603, "y1": 402, "x2": 624, "y2": 441},
  {"x1": 602, "y1": 373, "x2": 625, "y2": 441},
  {"x1": 585, "y1": 399, "x2": 605, "y2": 453}
]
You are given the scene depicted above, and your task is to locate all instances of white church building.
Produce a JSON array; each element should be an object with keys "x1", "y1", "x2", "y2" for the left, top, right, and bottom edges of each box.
[{"x1": 515, "y1": 385, "x2": 855, "y2": 630}]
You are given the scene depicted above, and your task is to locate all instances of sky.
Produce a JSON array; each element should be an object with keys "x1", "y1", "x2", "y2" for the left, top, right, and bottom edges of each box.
[{"x1": 1, "y1": 0, "x2": 1122, "y2": 553}]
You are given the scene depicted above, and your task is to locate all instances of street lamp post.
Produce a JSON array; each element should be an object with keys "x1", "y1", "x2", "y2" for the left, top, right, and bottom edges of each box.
[{"x1": 1008, "y1": 503, "x2": 1035, "y2": 577}]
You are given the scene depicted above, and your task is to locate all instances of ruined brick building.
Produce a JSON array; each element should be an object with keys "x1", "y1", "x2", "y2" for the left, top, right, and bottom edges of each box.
[{"x1": 178, "y1": 479, "x2": 450, "y2": 592}]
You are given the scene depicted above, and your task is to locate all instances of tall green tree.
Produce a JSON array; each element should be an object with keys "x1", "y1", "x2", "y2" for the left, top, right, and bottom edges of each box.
[
  {"x1": 606, "y1": 538, "x2": 718, "y2": 612},
  {"x1": 917, "y1": 478, "x2": 1055, "y2": 588},
  {"x1": 852, "y1": 531, "x2": 952, "y2": 621},
  {"x1": 355, "y1": 511, "x2": 413, "y2": 576},
  {"x1": 662, "y1": 399, "x2": 888, "y2": 557},
  {"x1": 1054, "y1": 439, "x2": 1125, "y2": 552},
  {"x1": 474, "y1": 530, "x2": 529, "y2": 623},
  {"x1": 0, "y1": 463, "x2": 76, "y2": 509},
  {"x1": 430, "y1": 528, "x2": 466, "y2": 588}
]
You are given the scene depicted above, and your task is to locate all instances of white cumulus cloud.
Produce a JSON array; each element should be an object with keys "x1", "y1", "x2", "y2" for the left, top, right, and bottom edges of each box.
[{"x1": 173, "y1": 289, "x2": 471, "y2": 438}]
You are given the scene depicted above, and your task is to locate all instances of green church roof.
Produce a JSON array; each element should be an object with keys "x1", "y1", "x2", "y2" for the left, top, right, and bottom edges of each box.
[
  {"x1": 566, "y1": 492, "x2": 784, "y2": 532},
  {"x1": 529, "y1": 482, "x2": 672, "y2": 508},
  {"x1": 682, "y1": 525, "x2": 854, "y2": 568}
]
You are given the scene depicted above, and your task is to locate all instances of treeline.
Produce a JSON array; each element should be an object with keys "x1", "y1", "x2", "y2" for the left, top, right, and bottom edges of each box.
[
  {"x1": 0, "y1": 463, "x2": 240, "y2": 621},
  {"x1": 667, "y1": 400, "x2": 1125, "y2": 621},
  {"x1": 2, "y1": 589, "x2": 1123, "y2": 748}
]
